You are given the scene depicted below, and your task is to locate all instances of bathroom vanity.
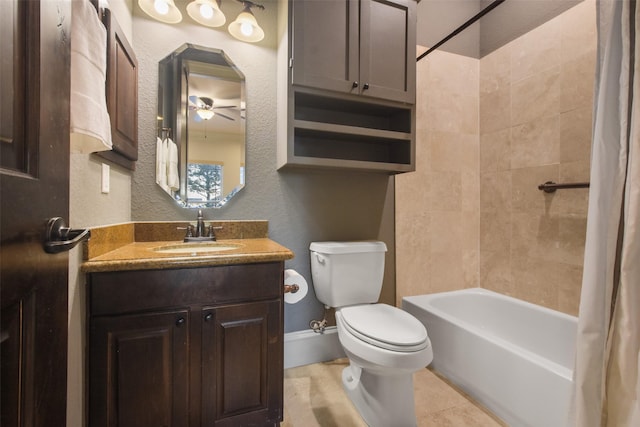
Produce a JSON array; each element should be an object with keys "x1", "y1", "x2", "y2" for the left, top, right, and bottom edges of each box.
[{"x1": 82, "y1": 221, "x2": 293, "y2": 427}]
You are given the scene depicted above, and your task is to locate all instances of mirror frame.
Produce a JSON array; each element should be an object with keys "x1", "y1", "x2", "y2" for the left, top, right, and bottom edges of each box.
[{"x1": 158, "y1": 43, "x2": 246, "y2": 208}]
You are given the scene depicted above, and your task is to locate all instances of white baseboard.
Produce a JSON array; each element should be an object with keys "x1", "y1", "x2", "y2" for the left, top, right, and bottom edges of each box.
[{"x1": 284, "y1": 327, "x2": 345, "y2": 369}]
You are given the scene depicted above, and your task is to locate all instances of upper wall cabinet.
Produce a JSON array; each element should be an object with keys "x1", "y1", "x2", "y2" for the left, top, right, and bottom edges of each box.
[
  {"x1": 292, "y1": 0, "x2": 416, "y2": 104},
  {"x1": 98, "y1": 9, "x2": 138, "y2": 170},
  {"x1": 277, "y1": 0, "x2": 417, "y2": 174}
]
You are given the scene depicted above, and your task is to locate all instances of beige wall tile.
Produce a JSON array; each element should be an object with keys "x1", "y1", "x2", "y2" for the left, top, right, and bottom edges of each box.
[
  {"x1": 430, "y1": 211, "x2": 463, "y2": 254},
  {"x1": 461, "y1": 172, "x2": 480, "y2": 212},
  {"x1": 480, "y1": 44, "x2": 511, "y2": 95},
  {"x1": 430, "y1": 251, "x2": 466, "y2": 291},
  {"x1": 560, "y1": 52, "x2": 596, "y2": 112},
  {"x1": 561, "y1": 0, "x2": 597, "y2": 64},
  {"x1": 480, "y1": 211, "x2": 511, "y2": 253},
  {"x1": 511, "y1": 67, "x2": 561, "y2": 126},
  {"x1": 510, "y1": 115, "x2": 560, "y2": 169},
  {"x1": 511, "y1": 164, "x2": 559, "y2": 213},
  {"x1": 480, "y1": 86, "x2": 511, "y2": 133},
  {"x1": 463, "y1": 249, "x2": 480, "y2": 288},
  {"x1": 427, "y1": 50, "x2": 479, "y2": 97},
  {"x1": 560, "y1": 106, "x2": 593, "y2": 163},
  {"x1": 429, "y1": 131, "x2": 478, "y2": 173},
  {"x1": 480, "y1": 171, "x2": 512, "y2": 212},
  {"x1": 480, "y1": 250, "x2": 512, "y2": 293},
  {"x1": 510, "y1": 17, "x2": 562, "y2": 83},
  {"x1": 429, "y1": 171, "x2": 462, "y2": 211},
  {"x1": 480, "y1": 128, "x2": 511, "y2": 173}
]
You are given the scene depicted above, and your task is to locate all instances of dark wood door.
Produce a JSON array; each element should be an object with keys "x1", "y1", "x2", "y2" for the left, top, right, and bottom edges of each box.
[
  {"x1": 89, "y1": 310, "x2": 190, "y2": 427},
  {"x1": 291, "y1": 0, "x2": 360, "y2": 94},
  {"x1": 202, "y1": 300, "x2": 283, "y2": 427},
  {"x1": 0, "y1": 0, "x2": 71, "y2": 426},
  {"x1": 291, "y1": 0, "x2": 415, "y2": 104},
  {"x1": 359, "y1": 0, "x2": 416, "y2": 103}
]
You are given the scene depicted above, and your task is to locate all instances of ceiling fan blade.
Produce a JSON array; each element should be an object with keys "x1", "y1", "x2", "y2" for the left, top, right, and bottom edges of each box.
[
  {"x1": 213, "y1": 105, "x2": 236, "y2": 109},
  {"x1": 216, "y1": 113, "x2": 235, "y2": 121}
]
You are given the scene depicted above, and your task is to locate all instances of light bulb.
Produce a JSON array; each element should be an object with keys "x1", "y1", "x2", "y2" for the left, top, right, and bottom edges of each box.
[
  {"x1": 240, "y1": 21, "x2": 254, "y2": 37},
  {"x1": 199, "y1": 3, "x2": 214, "y2": 19},
  {"x1": 154, "y1": 0, "x2": 169, "y2": 15}
]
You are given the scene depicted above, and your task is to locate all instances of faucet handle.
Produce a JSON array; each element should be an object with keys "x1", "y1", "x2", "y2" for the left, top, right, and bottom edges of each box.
[{"x1": 177, "y1": 224, "x2": 195, "y2": 237}]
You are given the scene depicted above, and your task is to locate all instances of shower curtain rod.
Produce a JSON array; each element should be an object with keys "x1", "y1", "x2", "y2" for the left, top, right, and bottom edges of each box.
[{"x1": 417, "y1": 0, "x2": 507, "y2": 62}]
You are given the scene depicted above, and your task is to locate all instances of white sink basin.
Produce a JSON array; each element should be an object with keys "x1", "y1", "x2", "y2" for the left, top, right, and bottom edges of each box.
[{"x1": 152, "y1": 242, "x2": 242, "y2": 255}]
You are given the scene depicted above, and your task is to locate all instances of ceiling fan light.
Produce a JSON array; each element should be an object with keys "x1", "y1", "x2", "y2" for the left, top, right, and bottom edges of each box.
[
  {"x1": 138, "y1": 0, "x2": 182, "y2": 23},
  {"x1": 228, "y1": 7, "x2": 264, "y2": 43},
  {"x1": 197, "y1": 108, "x2": 215, "y2": 120},
  {"x1": 187, "y1": 0, "x2": 226, "y2": 28}
]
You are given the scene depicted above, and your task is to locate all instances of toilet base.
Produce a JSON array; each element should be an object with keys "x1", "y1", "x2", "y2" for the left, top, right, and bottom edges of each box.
[{"x1": 341, "y1": 362, "x2": 418, "y2": 427}]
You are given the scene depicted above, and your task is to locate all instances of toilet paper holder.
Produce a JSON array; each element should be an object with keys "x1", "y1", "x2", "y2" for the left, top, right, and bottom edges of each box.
[{"x1": 284, "y1": 284, "x2": 300, "y2": 294}]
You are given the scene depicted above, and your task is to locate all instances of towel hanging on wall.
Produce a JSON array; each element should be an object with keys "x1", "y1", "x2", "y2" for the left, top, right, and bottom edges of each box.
[{"x1": 70, "y1": 0, "x2": 113, "y2": 154}]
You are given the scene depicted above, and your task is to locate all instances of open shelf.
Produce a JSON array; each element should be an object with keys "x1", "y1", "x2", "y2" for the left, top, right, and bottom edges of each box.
[{"x1": 279, "y1": 89, "x2": 415, "y2": 174}]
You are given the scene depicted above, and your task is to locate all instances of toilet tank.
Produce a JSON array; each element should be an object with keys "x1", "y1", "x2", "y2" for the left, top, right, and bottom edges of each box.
[{"x1": 309, "y1": 241, "x2": 387, "y2": 307}]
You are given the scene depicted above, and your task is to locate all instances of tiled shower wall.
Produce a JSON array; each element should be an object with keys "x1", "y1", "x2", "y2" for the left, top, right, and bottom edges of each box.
[
  {"x1": 396, "y1": 1, "x2": 595, "y2": 315},
  {"x1": 395, "y1": 48, "x2": 480, "y2": 302}
]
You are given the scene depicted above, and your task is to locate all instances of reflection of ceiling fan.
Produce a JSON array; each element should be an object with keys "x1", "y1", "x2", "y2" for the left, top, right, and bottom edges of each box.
[{"x1": 188, "y1": 96, "x2": 237, "y2": 121}]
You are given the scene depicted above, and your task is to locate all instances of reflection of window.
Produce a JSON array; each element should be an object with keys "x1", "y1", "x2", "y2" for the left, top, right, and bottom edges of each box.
[
  {"x1": 240, "y1": 165, "x2": 245, "y2": 186},
  {"x1": 187, "y1": 163, "x2": 223, "y2": 203}
]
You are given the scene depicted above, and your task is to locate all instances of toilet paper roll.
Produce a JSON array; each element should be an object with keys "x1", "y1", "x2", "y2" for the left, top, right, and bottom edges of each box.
[{"x1": 284, "y1": 269, "x2": 308, "y2": 304}]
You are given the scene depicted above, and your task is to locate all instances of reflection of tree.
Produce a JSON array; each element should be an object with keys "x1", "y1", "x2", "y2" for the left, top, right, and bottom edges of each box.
[{"x1": 187, "y1": 163, "x2": 222, "y2": 202}]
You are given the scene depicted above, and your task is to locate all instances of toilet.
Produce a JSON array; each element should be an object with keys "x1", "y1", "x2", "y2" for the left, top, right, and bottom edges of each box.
[{"x1": 309, "y1": 241, "x2": 433, "y2": 427}]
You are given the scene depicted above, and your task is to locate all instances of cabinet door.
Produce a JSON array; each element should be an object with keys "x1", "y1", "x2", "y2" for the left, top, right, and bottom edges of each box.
[
  {"x1": 99, "y1": 8, "x2": 138, "y2": 170},
  {"x1": 202, "y1": 300, "x2": 282, "y2": 426},
  {"x1": 291, "y1": 0, "x2": 359, "y2": 94},
  {"x1": 360, "y1": 0, "x2": 416, "y2": 103},
  {"x1": 89, "y1": 310, "x2": 189, "y2": 427}
]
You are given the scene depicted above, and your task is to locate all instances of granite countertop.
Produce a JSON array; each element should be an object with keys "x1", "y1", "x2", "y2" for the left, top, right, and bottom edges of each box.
[{"x1": 81, "y1": 221, "x2": 294, "y2": 273}]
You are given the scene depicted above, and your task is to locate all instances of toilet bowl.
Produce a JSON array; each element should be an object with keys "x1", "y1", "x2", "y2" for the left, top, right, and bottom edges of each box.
[
  {"x1": 309, "y1": 241, "x2": 433, "y2": 427},
  {"x1": 336, "y1": 304, "x2": 433, "y2": 427}
]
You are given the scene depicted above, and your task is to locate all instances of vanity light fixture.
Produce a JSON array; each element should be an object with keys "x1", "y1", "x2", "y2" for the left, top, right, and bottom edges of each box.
[
  {"x1": 138, "y1": 0, "x2": 182, "y2": 23},
  {"x1": 186, "y1": 0, "x2": 226, "y2": 28},
  {"x1": 139, "y1": 0, "x2": 265, "y2": 43},
  {"x1": 228, "y1": 0, "x2": 265, "y2": 43}
]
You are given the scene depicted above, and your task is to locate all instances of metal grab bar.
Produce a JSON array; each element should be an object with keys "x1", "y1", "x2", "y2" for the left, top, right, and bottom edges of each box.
[{"x1": 538, "y1": 181, "x2": 590, "y2": 193}]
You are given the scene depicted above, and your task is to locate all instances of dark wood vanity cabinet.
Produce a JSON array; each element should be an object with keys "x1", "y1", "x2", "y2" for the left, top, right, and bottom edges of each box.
[
  {"x1": 291, "y1": 0, "x2": 416, "y2": 104},
  {"x1": 87, "y1": 262, "x2": 284, "y2": 427}
]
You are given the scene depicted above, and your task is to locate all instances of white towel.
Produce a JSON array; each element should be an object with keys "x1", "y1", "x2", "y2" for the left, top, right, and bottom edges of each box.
[
  {"x1": 70, "y1": 0, "x2": 113, "y2": 154},
  {"x1": 156, "y1": 137, "x2": 165, "y2": 186},
  {"x1": 158, "y1": 138, "x2": 168, "y2": 191},
  {"x1": 166, "y1": 138, "x2": 180, "y2": 191}
]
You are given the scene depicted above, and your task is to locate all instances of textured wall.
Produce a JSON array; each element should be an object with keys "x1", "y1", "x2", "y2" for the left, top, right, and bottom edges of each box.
[{"x1": 131, "y1": 0, "x2": 396, "y2": 332}]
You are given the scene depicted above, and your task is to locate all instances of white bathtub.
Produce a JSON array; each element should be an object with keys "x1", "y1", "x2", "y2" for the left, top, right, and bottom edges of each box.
[{"x1": 402, "y1": 288, "x2": 577, "y2": 427}]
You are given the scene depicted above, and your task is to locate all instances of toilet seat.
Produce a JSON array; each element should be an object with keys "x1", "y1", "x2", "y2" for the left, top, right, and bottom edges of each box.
[{"x1": 340, "y1": 304, "x2": 429, "y2": 352}]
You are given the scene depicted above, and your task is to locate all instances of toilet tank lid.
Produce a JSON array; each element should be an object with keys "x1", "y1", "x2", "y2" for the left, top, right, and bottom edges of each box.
[{"x1": 309, "y1": 241, "x2": 387, "y2": 254}]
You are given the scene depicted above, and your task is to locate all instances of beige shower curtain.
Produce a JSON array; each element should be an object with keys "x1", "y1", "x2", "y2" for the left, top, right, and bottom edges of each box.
[{"x1": 572, "y1": 0, "x2": 640, "y2": 425}]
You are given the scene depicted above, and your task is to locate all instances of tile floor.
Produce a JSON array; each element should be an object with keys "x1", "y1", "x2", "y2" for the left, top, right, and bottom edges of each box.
[{"x1": 283, "y1": 359, "x2": 507, "y2": 427}]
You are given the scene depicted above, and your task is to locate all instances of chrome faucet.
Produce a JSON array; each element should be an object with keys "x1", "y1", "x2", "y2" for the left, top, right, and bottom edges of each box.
[{"x1": 182, "y1": 210, "x2": 218, "y2": 242}]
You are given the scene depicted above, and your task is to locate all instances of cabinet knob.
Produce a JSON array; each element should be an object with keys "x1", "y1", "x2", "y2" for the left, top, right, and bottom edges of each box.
[
  {"x1": 352, "y1": 81, "x2": 359, "y2": 88},
  {"x1": 363, "y1": 83, "x2": 370, "y2": 90},
  {"x1": 204, "y1": 313, "x2": 213, "y2": 322},
  {"x1": 175, "y1": 317, "x2": 186, "y2": 327}
]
